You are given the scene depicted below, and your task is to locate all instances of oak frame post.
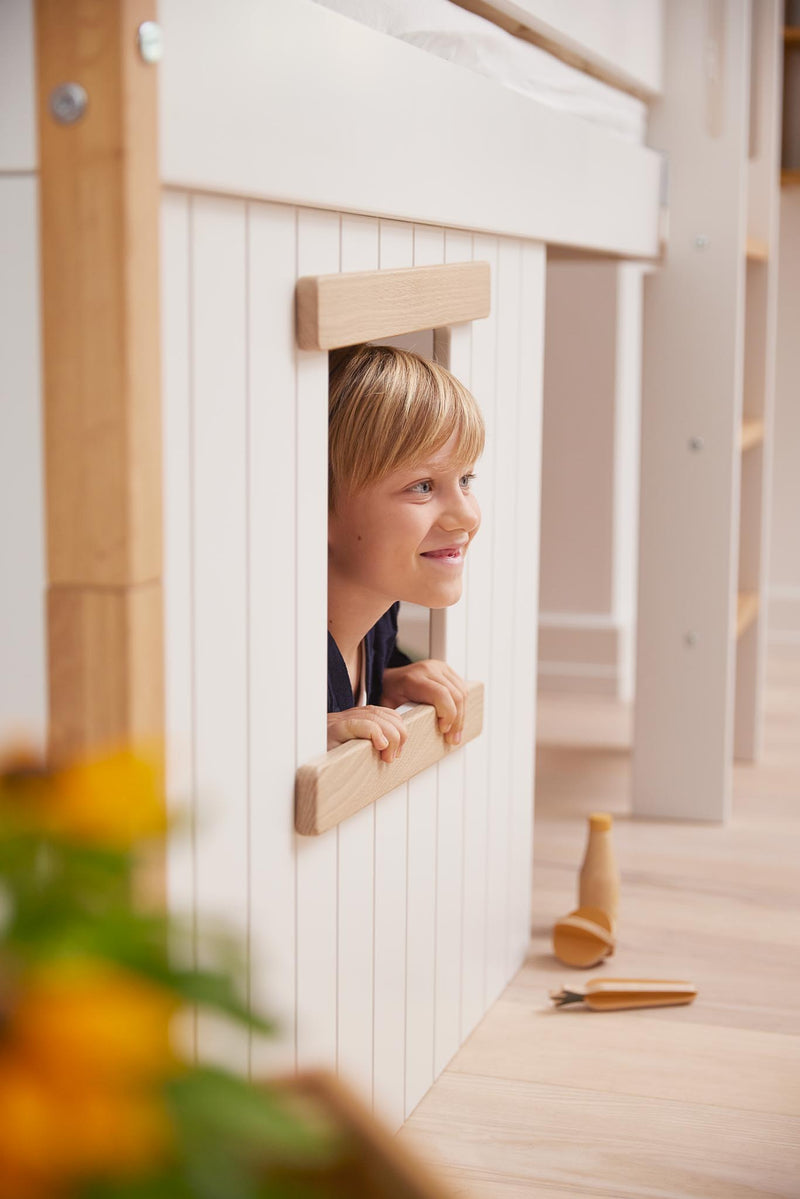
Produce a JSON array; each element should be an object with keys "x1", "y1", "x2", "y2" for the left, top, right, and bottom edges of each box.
[{"x1": 35, "y1": 0, "x2": 163, "y2": 759}]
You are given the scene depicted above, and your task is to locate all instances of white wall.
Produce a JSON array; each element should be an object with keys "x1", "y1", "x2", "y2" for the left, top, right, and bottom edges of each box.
[
  {"x1": 769, "y1": 190, "x2": 800, "y2": 643},
  {"x1": 162, "y1": 195, "x2": 545, "y2": 1127},
  {"x1": 538, "y1": 260, "x2": 643, "y2": 699},
  {"x1": 0, "y1": 0, "x2": 47, "y2": 748}
]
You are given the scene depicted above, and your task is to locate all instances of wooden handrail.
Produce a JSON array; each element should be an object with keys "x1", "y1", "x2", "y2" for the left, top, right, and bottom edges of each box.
[
  {"x1": 295, "y1": 682, "x2": 484, "y2": 835},
  {"x1": 295, "y1": 262, "x2": 490, "y2": 351}
]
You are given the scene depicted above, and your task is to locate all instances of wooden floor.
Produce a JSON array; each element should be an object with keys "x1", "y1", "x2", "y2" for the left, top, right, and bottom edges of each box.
[{"x1": 399, "y1": 647, "x2": 800, "y2": 1198}]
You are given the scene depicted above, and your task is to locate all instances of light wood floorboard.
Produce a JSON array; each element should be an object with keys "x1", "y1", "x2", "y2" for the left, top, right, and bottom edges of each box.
[{"x1": 399, "y1": 647, "x2": 800, "y2": 1197}]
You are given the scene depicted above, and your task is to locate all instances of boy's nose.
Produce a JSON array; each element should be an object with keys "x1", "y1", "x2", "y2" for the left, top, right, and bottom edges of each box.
[{"x1": 441, "y1": 491, "x2": 480, "y2": 533}]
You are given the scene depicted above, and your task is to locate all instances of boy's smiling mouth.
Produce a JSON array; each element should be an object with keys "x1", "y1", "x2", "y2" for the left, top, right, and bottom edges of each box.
[{"x1": 420, "y1": 545, "x2": 467, "y2": 563}]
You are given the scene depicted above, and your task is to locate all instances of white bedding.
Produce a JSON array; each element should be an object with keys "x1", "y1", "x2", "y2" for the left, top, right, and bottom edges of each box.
[{"x1": 312, "y1": 0, "x2": 646, "y2": 143}]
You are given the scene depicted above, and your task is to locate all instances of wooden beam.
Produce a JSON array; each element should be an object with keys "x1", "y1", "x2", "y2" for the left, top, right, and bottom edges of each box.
[
  {"x1": 47, "y1": 583, "x2": 164, "y2": 760},
  {"x1": 295, "y1": 262, "x2": 490, "y2": 351},
  {"x1": 296, "y1": 682, "x2": 484, "y2": 836},
  {"x1": 740, "y1": 418, "x2": 765, "y2": 452},
  {"x1": 736, "y1": 592, "x2": 760, "y2": 639},
  {"x1": 745, "y1": 236, "x2": 769, "y2": 261},
  {"x1": 35, "y1": 0, "x2": 163, "y2": 755}
]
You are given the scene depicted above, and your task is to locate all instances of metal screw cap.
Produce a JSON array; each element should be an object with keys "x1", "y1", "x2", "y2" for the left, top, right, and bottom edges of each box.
[
  {"x1": 685, "y1": 631, "x2": 699, "y2": 647},
  {"x1": 689, "y1": 436, "x2": 705, "y2": 451},
  {"x1": 49, "y1": 82, "x2": 87, "y2": 125},
  {"x1": 137, "y1": 21, "x2": 164, "y2": 64},
  {"x1": 694, "y1": 234, "x2": 711, "y2": 250}
]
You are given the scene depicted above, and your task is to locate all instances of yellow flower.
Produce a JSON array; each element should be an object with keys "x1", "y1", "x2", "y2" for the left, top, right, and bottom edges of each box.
[
  {"x1": 15, "y1": 959, "x2": 178, "y2": 1084},
  {"x1": 0, "y1": 961, "x2": 177, "y2": 1191},
  {"x1": 0, "y1": 1052, "x2": 173, "y2": 1194},
  {"x1": 47, "y1": 748, "x2": 166, "y2": 848}
]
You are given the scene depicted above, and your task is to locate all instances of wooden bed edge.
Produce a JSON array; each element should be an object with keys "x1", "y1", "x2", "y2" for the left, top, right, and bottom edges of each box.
[{"x1": 295, "y1": 680, "x2": 484, "y2": 835}]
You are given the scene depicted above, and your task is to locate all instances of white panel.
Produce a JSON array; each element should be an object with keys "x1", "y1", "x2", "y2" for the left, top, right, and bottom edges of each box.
[
  {"x1": 508, "y1": 241, "x2": 546, "y2": 972},
  {"x1": 372, "y1": 781, "x2": 407, "y2": 1131},
  {"x1": 403, "y1": 224, "x2": 445, "y2": 1119},
  {"x1": 485, "y1": 237, "x2": 521, "y2": 1003},
  {"x1": 633, "y1": 0, "x2": 751, "y2": 821},
  {"x1": 159, "y1": 0, "x2": 662, "y2": 257},
  {"x1": 461, "y1": 234, "x2": 498, "y2": 1037},
  {"x1": 247, "y1": 201, "x2": 298, "y2": 1074},
  {"x1": 335, "y1": 212, "x2": 379, "y2": 1102},
  {"x1": 612, "y1": 264, "x2": 645, "y2": 702},
  {"x1": 0, "y1": 0, "x2": 36, "y2": 171},
  {"x1": 0, "y1": 177, "x2": 45, "y2": 747},
  {"x1": 433, "y1": 229, "x2": 472, "y2": 1077},
  {"x1": 190, "y1": 195, "x2": 249, "y2": 1070},
  {"x1": 372, "y1": 217, "x2": 413, "y2": 1131},
  {"x1": 404, "y1": 763, "x2": 437, "y2": 1117},
  {"x1": 161, "y1": 192, "x2": 196, "y2": 1037},
  {"x1": 295, "y1": 207, "x2": 339, "y2": 1071}
]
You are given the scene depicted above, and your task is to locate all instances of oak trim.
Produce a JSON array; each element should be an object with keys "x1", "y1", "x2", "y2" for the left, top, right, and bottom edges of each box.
[
  {"x1": 296, "y1": 682, "x2": 484, "y2": 836},
  {"x1": 736, "y1": 592, "x2": 760, "y2": 639},
  {"x1": 740, "y1": 418, "x2": 765, "y2": 452},
  {"x1": 47, "y1": 583, "x2": 165, "y2": 761},
  {"x1": 295, "y1": 262, "x2": 491, "y2": 351},
  {"x1": 35, "y1": 0, "x2": 163, "y2": 757},
  {"x1": 745, "y1": 236, "x2": 769, "y2": 261}
]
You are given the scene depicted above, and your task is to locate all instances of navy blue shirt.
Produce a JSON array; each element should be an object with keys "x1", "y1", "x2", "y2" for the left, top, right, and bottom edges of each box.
[{"x1": 327, "y1": 602, "x2": 412, "y2": 712}]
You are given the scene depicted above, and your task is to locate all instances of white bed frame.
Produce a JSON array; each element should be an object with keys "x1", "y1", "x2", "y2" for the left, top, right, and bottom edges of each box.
[{"x1": 1, "y1": 0, "x2": 662, "y2": 1132}]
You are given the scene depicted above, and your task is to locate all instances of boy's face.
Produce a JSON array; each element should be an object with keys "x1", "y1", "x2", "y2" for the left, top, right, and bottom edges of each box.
[{"x1": 328, "y1": 435, "x2": 481, "y2": 611}]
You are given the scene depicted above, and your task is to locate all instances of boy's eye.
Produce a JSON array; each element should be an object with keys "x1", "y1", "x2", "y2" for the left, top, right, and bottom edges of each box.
[
  {"x1": 460, "y1": 473, "x2": 476, "y2": 490},
  {"x1": 409, "y1": 480, "x2": 433, "y2": 495}
]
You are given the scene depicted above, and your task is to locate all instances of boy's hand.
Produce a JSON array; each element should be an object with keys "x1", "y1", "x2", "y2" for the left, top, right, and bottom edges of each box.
[
  {"x1": 381, "y1": 661, "x2": 468, "y2": 746},
  {"x1": 327, "y1": 706, "x2": 408, "y2": 764}
]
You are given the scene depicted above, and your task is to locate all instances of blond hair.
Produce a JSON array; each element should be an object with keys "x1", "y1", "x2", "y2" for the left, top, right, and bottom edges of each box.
[{"x1": 328, "y1": 343, "x2": 484, "y2": 508}]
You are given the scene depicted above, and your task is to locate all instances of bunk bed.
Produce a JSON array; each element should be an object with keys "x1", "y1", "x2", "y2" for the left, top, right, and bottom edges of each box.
[{"x1": 1, "y1": 0, "x2": 663, "y2": 1135}]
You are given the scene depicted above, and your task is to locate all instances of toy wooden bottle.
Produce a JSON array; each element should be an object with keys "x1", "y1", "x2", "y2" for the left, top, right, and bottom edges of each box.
[{"x1": 578, "y1": 812, "x2": 619, "y2": 926}]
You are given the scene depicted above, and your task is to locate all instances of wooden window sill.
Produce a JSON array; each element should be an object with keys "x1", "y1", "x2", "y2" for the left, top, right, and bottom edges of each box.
[
  {"x1": 295, "y1": 681, "x2": 484, "y2": 835},
  {"x1": 295, "y1": 262, "x2": 490, "y2": 351}
]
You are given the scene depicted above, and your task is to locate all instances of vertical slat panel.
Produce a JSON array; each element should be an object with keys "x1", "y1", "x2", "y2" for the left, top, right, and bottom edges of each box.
[
  {"x1": 485, "y1": 237, "x2": 521, "y2": 1004},
  {"x1": 509, "y1": 241, "x2": 546, "y2": 973},
  {"x1": 247, "y1": 201, "x2": 298, "y2": 1073},
  {"x1": 461, "y1": 233, "x2": 498, "y2": 1038},
  {"x1": 432, "y1": 228, "x2": 472, "y2": 1076},
  {"x1": 372, "y1": 218, "x2": 413, "y2": 1132},
  {"x1": 295, "y1": 208, "x2": 339, "y2": 1071},
  {"x1": 404, "y1": 223, "x2": 445, "y2": 1118},
  {"x1": 190, "y1": 195, "x2": 249, "y2": 1070},
  {"x1": 336, "y1": 212, "x2": 379, "y2": 1100},
  {"x1": 161, "y1": 192, "x2": 195, "y2": 1033},
  {"x1": 0, "y1": 176, "x2": 46, "y2": 746}
]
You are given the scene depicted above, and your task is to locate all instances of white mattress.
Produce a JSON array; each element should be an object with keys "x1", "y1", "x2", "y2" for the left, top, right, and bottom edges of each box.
[{"x1": 312, "y1": 0, "x2": 646, "y2": 144}]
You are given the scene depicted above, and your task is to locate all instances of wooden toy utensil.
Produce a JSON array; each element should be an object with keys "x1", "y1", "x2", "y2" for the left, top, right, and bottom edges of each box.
[
  {"x1": 550, "y1": 978, "x2": 698, "y2": 1012},
  {"x1": 552, "y1": 905, "x2": 615, "y2": 968}
]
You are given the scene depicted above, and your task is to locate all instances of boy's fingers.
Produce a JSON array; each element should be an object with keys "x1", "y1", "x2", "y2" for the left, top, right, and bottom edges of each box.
[
  {"x1": 328, "y1": 708, "x2": 408, "y2": 762},
  {"x1": 364, "y1": 705, "x2": 408, "y2": 749},
  {"x1": 415, "y1": 679, "x2": 457, "y2": 734}
]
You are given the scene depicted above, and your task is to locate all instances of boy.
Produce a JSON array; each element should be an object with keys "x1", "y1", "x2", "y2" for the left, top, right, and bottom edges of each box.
[{"x1": 327, "y1": 343, "x2": 484, "y2": 763}]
